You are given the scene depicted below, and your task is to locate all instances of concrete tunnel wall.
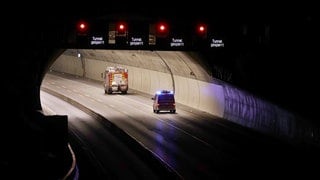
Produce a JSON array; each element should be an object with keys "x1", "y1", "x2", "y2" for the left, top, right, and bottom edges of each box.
[
  {"x1": 50, "y1": 51, "x2": 225, "y2": 118},
  {"x1": 49, "y1": 49, "x2": 315, "y2": 141}
]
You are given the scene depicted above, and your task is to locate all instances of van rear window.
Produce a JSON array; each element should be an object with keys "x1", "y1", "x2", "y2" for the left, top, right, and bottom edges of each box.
[{"x1": 158, "y1": 94, "x2": 174, "y2": 102}]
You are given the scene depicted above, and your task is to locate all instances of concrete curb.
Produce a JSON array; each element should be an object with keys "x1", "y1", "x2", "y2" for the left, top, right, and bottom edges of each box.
[{"x1": 62, "y1": 144, "x2": 79, "y2": 180}]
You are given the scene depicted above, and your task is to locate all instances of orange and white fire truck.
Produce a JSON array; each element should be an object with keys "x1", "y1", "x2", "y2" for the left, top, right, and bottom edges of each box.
[{"x1": 103, "y1": 66, "x2": 128, "y2": 94}]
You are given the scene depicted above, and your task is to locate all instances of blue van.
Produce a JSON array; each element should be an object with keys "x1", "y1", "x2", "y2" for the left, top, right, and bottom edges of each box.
[{"x1": 152, "y1": 90, "x2": 176, "y2": 113}]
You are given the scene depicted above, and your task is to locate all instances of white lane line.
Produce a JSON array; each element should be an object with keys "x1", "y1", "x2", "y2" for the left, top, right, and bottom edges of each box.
[{"x1": 162, "y1": 119, "x2": 213, "y2": 148}]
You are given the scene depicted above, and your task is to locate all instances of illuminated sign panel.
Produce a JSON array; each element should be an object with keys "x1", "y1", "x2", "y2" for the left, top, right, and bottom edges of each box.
[
  {"x1": 74, "y1": 19, "x2": 222, "y2": 50},
  {"x1": 127, "y1": 22, "x2": 148, "y2": 48},
  {"x1": 210, "y1": 39, "x2": 224, "y2": 48},
  {"x1": 108, "y1": 31, "x2": 115, "y2": 44},
  {"x1": 129, "y1": 37, "x2": 144, "y2": 46},
  {"x1": 170, "y1": 38, "x2": 184, "y2": 47},
  {"x1": 90, "y1": 36, "x2": 105, "y2": 45}
]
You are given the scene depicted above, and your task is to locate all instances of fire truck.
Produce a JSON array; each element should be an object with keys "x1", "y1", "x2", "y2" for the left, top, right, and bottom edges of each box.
[{"x1": 103, "y1": 66, "x2": 128, "y2": 94}]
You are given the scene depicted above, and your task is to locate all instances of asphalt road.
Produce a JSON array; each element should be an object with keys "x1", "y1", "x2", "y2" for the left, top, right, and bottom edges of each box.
[{"x1": 41, "y1": 72, "x2": 320, "y2": 179}]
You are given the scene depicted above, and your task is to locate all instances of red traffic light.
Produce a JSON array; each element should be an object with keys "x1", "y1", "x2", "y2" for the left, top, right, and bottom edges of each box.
[
  {"x1": 157, "y1": 22, "x2": 168, "y2": 33},
  {"x1": 158, "y1": 24, "x2": 166, "y2": 32},
  {"x1": 76, "y1": 21, "x2": 89, "y2": 35},
  {"x1": 117, "y1": 22, "x2": 127, "y2": 34},
  {"x1": 79, "y1": 23, "x2": 86, "y2": 30},
  {"x1": 198, "y1": 25, "x2": 205, "y2": 32},
  {"x1": 196, "y1": 24, "x2": 207, "y2": 35},
  {"x1": 155, "y1": 22, "x2": 169, "y2": 37}
]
